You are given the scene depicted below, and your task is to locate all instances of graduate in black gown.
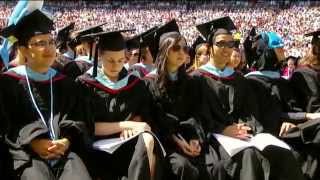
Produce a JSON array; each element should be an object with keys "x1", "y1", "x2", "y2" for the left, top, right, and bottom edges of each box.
[
  {"x1": 52, "y1": 22, "x2": 75, "y2": 72},
  {"x1": 76, "y1": 30, "x2": 163, "y2": 180},
  {"x1": 143, "y1": 21, "x2": 214, "y2": 180},
  {"x1": 192, "y1": 17, "x2": 304, "y2": 180},
  {"x1": 288, "y1": 29, "x2": 320, "y2": 179},
  {"x1": 244, "y1": 31, "x2": 320, "y2": 180},
  {"x1": 126, "y1": 27, "x2": 157, "y2": 77},
  {"x1": 0, "y1": 10, "x2": 92, "y2": 180},
  {"x1": 62, "y1": 22, "x2": 107, "y2": 79}
]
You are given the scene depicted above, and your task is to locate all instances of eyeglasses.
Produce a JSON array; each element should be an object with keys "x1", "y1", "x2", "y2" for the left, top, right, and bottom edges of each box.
[
  {"x1": 29, "y1": 39, "x2": 56, "y2": 48},
  {"x1": 171, "y1": 45, "x2": 189, "y2": 53},
  {"x1": 214, "y1": 41, "x2": 235, "y2": 48}
]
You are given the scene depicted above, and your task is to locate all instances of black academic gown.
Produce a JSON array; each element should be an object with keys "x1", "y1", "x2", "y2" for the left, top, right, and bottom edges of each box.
[
  {"x1": 0, "y1": 70, "x2": 93, "y2": 179},
  {"x1": 192, "y1": 68, "x2": 304, "y2": 180},
  {"x1": 0, "y1": 92, "x2": 14, "y2": 179},
  {"x1": 77, "y1": 69, "x2": 161, "y2": 180},
  {"x1": 246, "y1": 73, "x2": 320, "y2": 179},
  {"x1": 128, "y1": 64, "x2": 151, "y2": 77},
  {"x1": 289, "y1": 66, "x2": 320, "y2": 179},
  {"x1": 51, "y1": 53, "x2": 73, "y2": 73},
  {"x1": 143, "y1": 72, "x2": 213, "y2": 180},
  {"x1": 62, "y1": 58, "x2": 92, "y2": 80}
]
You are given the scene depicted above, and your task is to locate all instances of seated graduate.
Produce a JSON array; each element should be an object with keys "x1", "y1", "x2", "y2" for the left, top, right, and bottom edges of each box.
[
  {"x1": 192, "y1": 17, "x2": 304, "y2": 180},
  {"x1": 244, "y1": 31, "x2": 320, "y2": 180},
  {"x1": 76, "y1": 30, "x2": 162, "y2": 180},
  {"x1": 143, "y1": 20, "x2": 213, "y2": 180},
  {"x1": 61, "y1": 22, "x2": 107, "y2": 79},
  {"x1": 52, "y1": 22, "x2": 75, "y2": 72},
  {"x1": 126, "y1": 27, "x2": 157, "y2": 77},
  {"x1": 0, "y1": 10, "x2": 92, "y2": 180},
  {"x1": 289, "y1": 29, "x2": 320, "y2": 179},
  {"x1": 186, "y1": 36, "x2": 209, "y2": 73}
]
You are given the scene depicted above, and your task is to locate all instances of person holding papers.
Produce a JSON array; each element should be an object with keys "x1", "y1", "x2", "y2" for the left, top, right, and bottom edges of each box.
[
  {"x1": 77, "y1": 30, "x2": 161, "y2": 180},
  {"x1": 287, "y1": 29, "x2": 320, "y2": 180},
  {"x1": 143, "y1": 21, "x2": 214, "y2": 180},
  {"x1": 192, "y1": 17, "x2": 304, "y2": 180}
]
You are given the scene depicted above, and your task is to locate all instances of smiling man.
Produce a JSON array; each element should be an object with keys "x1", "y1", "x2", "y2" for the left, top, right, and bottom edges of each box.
[{"x1": 0, "y1": 10, "x2": 92, "y2": 180}]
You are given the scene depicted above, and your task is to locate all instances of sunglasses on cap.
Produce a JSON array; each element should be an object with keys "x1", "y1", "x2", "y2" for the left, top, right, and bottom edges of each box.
[
  {"x1": 171, "y1": 45, "x2": 189, "y2": 53},
  {"x1": 214, "y1": 41, "x2": 236, "y2": 48}
]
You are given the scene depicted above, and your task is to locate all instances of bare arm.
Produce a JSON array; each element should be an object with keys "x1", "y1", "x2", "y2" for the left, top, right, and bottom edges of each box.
[
  {"x1": 95, "y1": 120, "x2": 151, "y2": 136},
  {"x1": 95, "y1": 122, "x2": 122, "y2": 136}
]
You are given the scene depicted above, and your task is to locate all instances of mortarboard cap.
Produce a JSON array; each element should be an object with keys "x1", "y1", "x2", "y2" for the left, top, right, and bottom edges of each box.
[
  {"x1": 69, "y1": 22, "x2": 107, "y2": 47},
  {"x1": 0, "y1": 9, "x2": 54, "y2": 46},
  {"x1": 83, "y1": 30, "x2": 132, "y2": 51},
  {"x1": 196, "y1": 16, "x2": 236, "y2": 43},
  {"x1": 126, "y1": 26, "x2": 158, "y2": 62},
  {"x1": 126, "y1": 26, "x2": 158, "y2": 50},
  {"x1": 56, "y1": 22, "x2": 75, "y2": 48},
  {"x1": 75, "y1": 22, "x2": 107, "y2": 39},
  {"x1": 126, "y1": 36, "x2": 140, "y2": 50},
  {"x1": 192, "y1": 36, "x2": 207, "y2": 51},
  {"x1": 147, "y1": 19, "x2": 180, "y2": 59},
  {"x1": 82, "y1": 29, "x2": 135, "y2": 77},
  {"x1": 69, "y1": 22, "x2": 108, "y2": 59},
  {"x1": 190, "y1": 36, "x2": 207, "y2": 60}
]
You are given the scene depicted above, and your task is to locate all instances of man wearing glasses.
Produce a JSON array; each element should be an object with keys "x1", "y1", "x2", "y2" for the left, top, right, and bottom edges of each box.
[{"x1": 0, "y1": 10, "x2": 92, "y2": 180}]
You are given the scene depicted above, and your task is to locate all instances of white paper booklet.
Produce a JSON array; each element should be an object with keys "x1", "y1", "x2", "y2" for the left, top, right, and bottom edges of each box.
[
  {"x1": 93, "y1": 132, "x2": 166, "y2": 156},
  {"x1": 213, "y1": 133, "x2": 291, "y2": 157}
]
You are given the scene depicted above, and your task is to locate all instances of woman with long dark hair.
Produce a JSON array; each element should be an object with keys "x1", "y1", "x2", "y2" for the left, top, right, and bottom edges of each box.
[{"x1": 144, "y1": 31, "x2": 213, "y2": 180}]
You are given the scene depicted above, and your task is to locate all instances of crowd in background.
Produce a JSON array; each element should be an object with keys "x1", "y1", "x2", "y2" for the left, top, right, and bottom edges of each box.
[{"x1": 0, "y1": 1, "x2": 319, "y2": 57}]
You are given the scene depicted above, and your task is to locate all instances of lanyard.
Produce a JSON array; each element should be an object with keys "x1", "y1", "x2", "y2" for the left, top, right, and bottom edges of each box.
[{"x1": 25, "y1": 69, "x2": 56, "y2": 140}]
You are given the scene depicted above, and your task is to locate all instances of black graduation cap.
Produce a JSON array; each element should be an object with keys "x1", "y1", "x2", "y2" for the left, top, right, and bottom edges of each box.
[
  {"x1": 126, "y1": 26, "x2": 158, "y2": 62},
  {"x1": 75, "y1": 22, "x2": 107, "y2": 39},
  {"x1": 69, "y1": 22, "x2": 108, "y2": 59},
  {"x1": 0, "y1": 9, "x2": 54, "y2": 45},
  {"x1": 196, "y1": 16, "x2": 236, "y2": 43},
  {"x1": 305, "y1": 29, "x2": 320, "y2": 45},
  {"x1": 82, "y1": 29, "x2": 135, "y2": 77},
  {"x1": 146, "y1": 19, "x2": 180, "y2": 59},
  {"x1": 126, "y1": 36, "x2": 140, "y2": 50},
  {"x1": 126, "y1": 26, "x2": 158, "y2": 50},
  {"x1": 189, "y1": 36, "x2": 207, "y2": 60},
  {"x1": 56, "y1": 22, "x2": 75, "y2": 48},
  {"x1": 192, "y1": 36, "x2": 206, "y2": 52},
  {"x1": 69, "y1": 22, "x2": 107, "y2": 47}
]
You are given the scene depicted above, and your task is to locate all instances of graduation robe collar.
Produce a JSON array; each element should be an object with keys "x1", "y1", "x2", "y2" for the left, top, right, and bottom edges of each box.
[
  {"x1": 87, "y1": 67, "x2": 141, "y2": 90},
  {"x1": 199, "y1": 62, "x2": 235, "y2": 78},
  {"x1": 9, "y1": 65, "x2": 57, "y2": 81},
  {"x1": 245, "y1": 70, "x2": 281, "y2": 79},
  {"x1": 63, "y1": 50, "x2": 75, "y2": 60},
  {"x1": 145, "y1": 68, "x2": 158, "y2": 78},
  {"x1": 168, "y1": 71, "x2": 178, "y2": 81},
  {"x1": 133, "y1": 63, "x2": 155, "y2": 72},
  {"x1": 74, "y1": 55, "x2": 92, "y2": 64}
]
